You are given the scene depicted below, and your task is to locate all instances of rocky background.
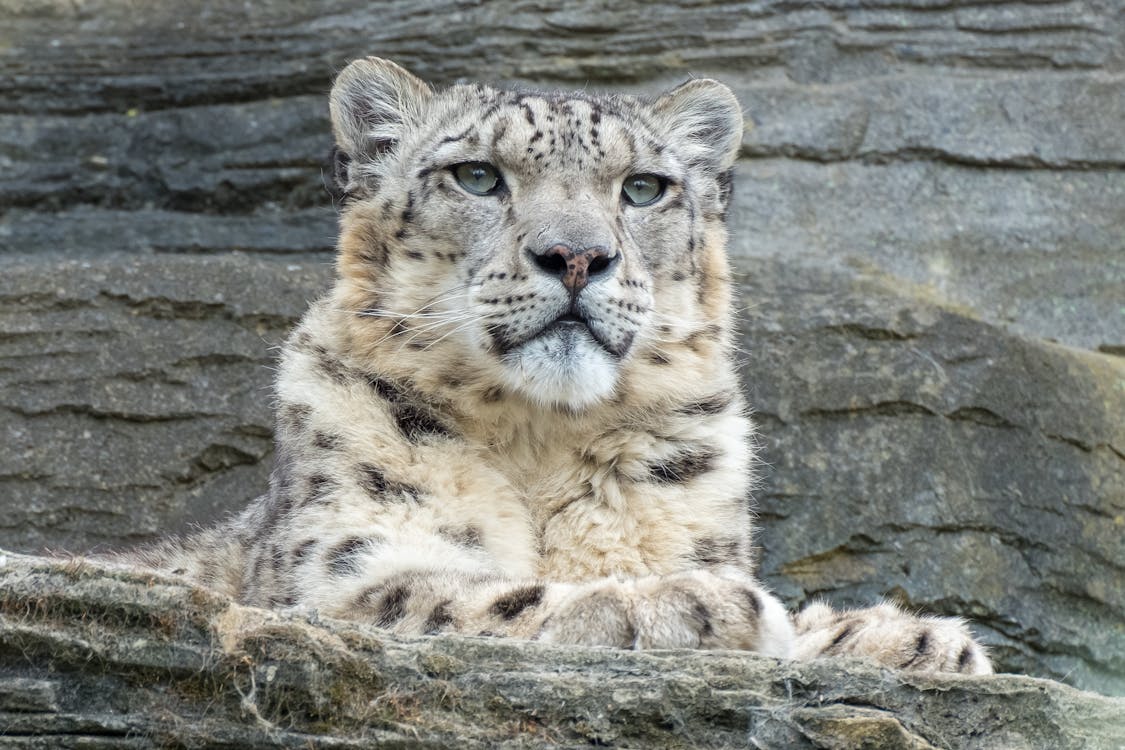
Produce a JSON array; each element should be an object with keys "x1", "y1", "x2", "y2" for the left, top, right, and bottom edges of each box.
[{"x1": 1, "y1": 0, "x2": 1122, "y2": 715}]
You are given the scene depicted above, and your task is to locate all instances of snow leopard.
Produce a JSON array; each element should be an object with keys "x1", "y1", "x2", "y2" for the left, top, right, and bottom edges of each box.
[{"x1": 125, "y1": 57, "x2": 991, "y2": 674}]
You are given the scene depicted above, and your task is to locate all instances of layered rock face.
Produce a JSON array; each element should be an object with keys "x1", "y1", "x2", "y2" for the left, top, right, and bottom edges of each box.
[
  {"x1": 1, "y1": 0, "x2": 1122, "y2": 726},
  {"x1": 2, "y1": 553, "x2": 1123, "y2": 749}
]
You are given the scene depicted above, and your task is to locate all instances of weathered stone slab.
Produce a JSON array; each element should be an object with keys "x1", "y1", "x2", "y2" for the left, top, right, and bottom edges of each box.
[
  {"x1": 736, "y1": 261, "x2": 1125, "y2": 696},
  {"x1": 0, "y1": 207, "x2": 336, "y2": 256},
  {"x1": 730, "y1": 159, "x2": 1125, "y2": 352},
  {"x1": 2, "y1": 0, "x2": 1118, "y2": 114},
  {"x1": 1, "y1": 553, "x2": 1122, "y2": 749},
  {"x1": 737, "y1": 72, "x2": 1125, "y2": 167},
  {"x1": 0, "y1": 254, "x2": 331, "y2": 552}
]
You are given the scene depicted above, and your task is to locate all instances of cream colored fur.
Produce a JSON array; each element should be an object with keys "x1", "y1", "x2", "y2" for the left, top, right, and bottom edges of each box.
[{"x1": 122, "y1": 58, "x2": 991, "y2": 675}]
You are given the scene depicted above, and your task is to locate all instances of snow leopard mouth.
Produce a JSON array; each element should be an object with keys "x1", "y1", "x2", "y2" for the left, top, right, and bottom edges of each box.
[
  {"x1": 543, "y1": 311, "x2": 586, "y2": 332},
  {"x1": 489, "y1": 310, "x2": 623, "y2": 360},
  {"x1": 538, "y1": 311, "x2": 625, "y2": 355}
]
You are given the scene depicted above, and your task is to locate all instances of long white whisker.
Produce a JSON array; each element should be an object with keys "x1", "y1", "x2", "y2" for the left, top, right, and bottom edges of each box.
[{"x1": 419, "y1": 317, "x2": 482, "y2": 352}]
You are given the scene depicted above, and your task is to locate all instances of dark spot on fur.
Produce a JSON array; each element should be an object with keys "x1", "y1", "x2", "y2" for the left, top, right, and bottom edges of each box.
[
  {"x1": 305, "y1": 473, "x2": 336, "y2": 505},
  {"x1": 312, "y1": 431, "x2": 341, "y2": 450},
  {"x1": 424, "y1": 601, "x2": 455, "y2": 634},
  {"x1": 957, "y1": 645, "x2": 975, "y2": 672},
  {"x1": 717, "y1": 167, "x2": 735, "y2": 219},
  {"x1": 366, "y1": 375, "x2": 454, "y2": 442},
  {"x1": 647, "y1": 445, "x2": 719, "y2": 484},
  {"x1": 744, "y1": 589, "x2": 763, "y2": 618},
  {"x1": 647, "y1": 351, "x2": 671, "y2": 366},
  {"x1": 279, "y1": 402, "x2": 312, "y2": 434},
  {"x1": 691, "y1": 537, "x2": 741, "y2": 566},
  {"x1": 490, "y1": 585, "x2": 545, "y2": 620},
  {"x1": 900, "y1": 631, "x2": 932, "y2": 669},
  {"x1": 438, "y1": 126, "x2": 475, "y2": 146},
  {"x1": 270, "y1": 545, "x2": 285, "y2": 573},
  {"x1": 315, "y1": 346, "x2": 350, "y2": 384},
  {"x1": 327, "y1": 146, "x2": 352, "y2": 204},
  {"x1": 373, "y1": 584, "x2": 410, "y2": 628},
  {"x1": 393, "y1": 401, "x2": 453, "y2": 442},
  {"x1": 678, "y1": 393, "x2": 734, "y2": 416},
  {"x1": 439, "y1": 525, "x2": 484, "y2": 549},
  {"x1": 490, "y1": 121, "x2": 509, "y2": 150},
  {"x1": 440, "y1": 370, "x2": 465, "y2": 389},
  {"x1": 690, "y1": 597, "x2": 713, "y2": 637},
  {"x1": 357, "y1": 463, "x2": 418, "y2": 503},
  {"x1": 681, "y1": 325, "x2": 723, "y2": 355},
  {"x1": 326, "y1": 536, "x2": 372, "y2": 577},
  {"x1": 825, "y1": 623, "x2": 857, "y2": 655},
  {"x1": 292, "y1": 539, "x2": 317, "y2": 563}
]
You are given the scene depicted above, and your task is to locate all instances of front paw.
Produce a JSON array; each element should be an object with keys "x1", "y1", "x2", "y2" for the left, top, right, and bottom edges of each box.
[
  {"x1": 538, "y1": 572, "x2": 794, "y2": 656},
  {"x1": 795, "y1": 602, "x2": 992, "y2": 675}
]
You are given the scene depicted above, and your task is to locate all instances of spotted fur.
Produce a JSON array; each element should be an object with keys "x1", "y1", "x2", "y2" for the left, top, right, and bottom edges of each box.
[{"x1": 118, "y1": 58, "x2": 990, "y2": 675}]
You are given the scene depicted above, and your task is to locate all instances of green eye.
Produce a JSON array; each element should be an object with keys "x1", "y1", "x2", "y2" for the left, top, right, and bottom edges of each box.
[
  {"x1": 622, "y1": 173, "x2": 665, "y2": 206},
  {"x1": 453, "y1": 162, "x2": 502, "y2": 195}
]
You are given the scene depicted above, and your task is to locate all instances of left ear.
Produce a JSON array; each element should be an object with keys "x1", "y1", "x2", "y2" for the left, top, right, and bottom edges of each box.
[{"x1": 653, "y1": 78, "x2": 744, "y2": 172}]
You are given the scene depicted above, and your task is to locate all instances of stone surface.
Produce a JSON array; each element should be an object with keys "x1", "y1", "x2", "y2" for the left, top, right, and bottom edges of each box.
[
  {"x1": 1, "y1": 552, "x2": 1123, "y2": 749},
  {"x1": 0, "y1": 0, "x2": 1122, "y2": 714}
]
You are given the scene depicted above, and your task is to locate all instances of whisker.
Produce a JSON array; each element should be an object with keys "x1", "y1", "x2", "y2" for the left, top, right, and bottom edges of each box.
[{"x1": 419, "y1": 317, "x2": 483, "y2": 352}]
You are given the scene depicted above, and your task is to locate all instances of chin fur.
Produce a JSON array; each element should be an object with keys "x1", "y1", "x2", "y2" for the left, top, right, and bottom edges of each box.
[{"x1": 497, "y1": 327, "x2": 618, "y2": 410}]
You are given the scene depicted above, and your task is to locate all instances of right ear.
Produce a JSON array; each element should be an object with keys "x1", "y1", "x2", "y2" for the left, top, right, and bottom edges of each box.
[{"x1": 329, "y1": 57, "x2": 432, "y2": 161}]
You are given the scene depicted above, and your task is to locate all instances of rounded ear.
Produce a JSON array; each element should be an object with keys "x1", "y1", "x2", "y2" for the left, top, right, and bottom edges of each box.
[
  {"x1": 653, "y1": 78, "x2": 744, "y2": 172},
  {"x1": 329, "y1": 57, "x2": 432, "y2": 160}
]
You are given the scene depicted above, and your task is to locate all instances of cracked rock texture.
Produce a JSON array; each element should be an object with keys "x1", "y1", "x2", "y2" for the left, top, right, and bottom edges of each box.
[
  {"x1": 1, "y1": 552, "x2": 1124, "y2": 749},
  {"x1": 1, "y1": 0, "x2": 1123, "y2": 722}
]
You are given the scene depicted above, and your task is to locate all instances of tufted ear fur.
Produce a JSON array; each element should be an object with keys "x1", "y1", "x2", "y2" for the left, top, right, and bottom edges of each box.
[
  {"x1": 653, "y1": 78, "x2": 744, "y2": 173},
  {"x1": 330, "y1": 57, "x2": 432, "y2": 162}
]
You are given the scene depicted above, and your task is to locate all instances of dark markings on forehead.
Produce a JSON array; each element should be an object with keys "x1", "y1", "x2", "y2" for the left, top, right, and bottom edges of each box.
[
  {"x1": 439, "y1": 125, "x2": 476, "y2": 147},
  {"x1": 490, "y1": 120, "x2": 509, "y2": 151}
]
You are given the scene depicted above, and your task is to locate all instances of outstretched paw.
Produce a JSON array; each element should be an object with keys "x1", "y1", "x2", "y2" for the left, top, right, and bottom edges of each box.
[
  {"x1": 794, "y1": 602, "x2": 992, "y2": 675},
  {"x1": 537, "y1": 571, "x2": 793, "y2": 656}
]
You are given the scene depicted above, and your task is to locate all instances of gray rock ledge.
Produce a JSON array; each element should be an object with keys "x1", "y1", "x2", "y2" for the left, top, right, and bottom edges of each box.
[{"x1": 0, "y1": 552, "x2": 1121, "y2": 749}]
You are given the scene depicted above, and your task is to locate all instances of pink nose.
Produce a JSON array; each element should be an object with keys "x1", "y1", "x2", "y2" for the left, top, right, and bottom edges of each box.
[{"x1": 529, "y1": 243, "x2": 617, "y2": 294}]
